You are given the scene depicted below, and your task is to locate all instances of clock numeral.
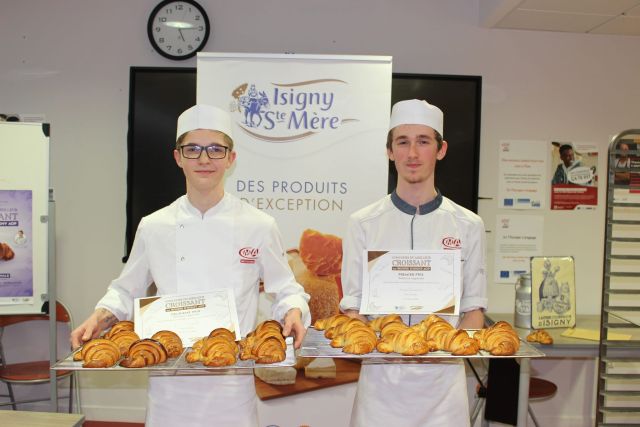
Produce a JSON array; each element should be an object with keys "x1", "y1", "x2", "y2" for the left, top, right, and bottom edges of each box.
[
  {"x1": 159, "y1": 37, "x2": 165, "y2": 43},
  {"x1": 188, "y1": 45, "x2": 194, "y2": 51},
  {"x1": 166, "y1": 45, "x2": 172, "y2": 51},
  {"x1": 195, "y1": 15, "x2": 201, "y2": 20},
  {"x1": 195, "y1": 37, "x2": 201, "y2": 41},
  {"x1": 155, "y1": 26, "x2": 161, "y2": 32},
  {"x1": 198, "y1": 26, "x2": 204, "y2": 31},
  {"x1": 164, "y1": 8, "x2": 173, "y2": 14},
  {"x1": 159, "y1": 17, "x2": 167, "y2": 23},
  {"x1": 177, "y1": 48, "x2": 183, "y2": 54},
  {"x1": 175, "y1": 4, "x2": 183, "y2": 10}
]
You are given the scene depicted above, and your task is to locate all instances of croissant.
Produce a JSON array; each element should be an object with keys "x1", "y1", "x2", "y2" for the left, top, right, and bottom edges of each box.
[
  {"x1": 239, "y1": 320, "x2": 287, "y2": 364},
  {"x1": 340, "y1": 325, "x2": 378, "y2": 355},
  {"x1": 108, "y1": 330, "x2": 140, "y2": 356},
  {"x1": 75, "y1": 338, "x2": 121, "y2": 368},
  {"x1": 104, "y1": 320, "x2": 135, "y2": 339},
  {"x1": 527, "y1": 329, "x2": 553, "y2": 345},
  {"x1": 119, "y1": 339, "x2": 168, "y2": 368},
  {"x1": 186, "y1": 336, "x2": 239, "y2": 367},
  {"x1": 377, "y1": 328, "x2": 430, "y2": 356},
  {"x1": 433, "y1": 329, "x2": 480, "y2": 355},
  {"x1": 369, "y1": 314, "x2": 403, "y2": 332},
  {"x1": 329, "y1": 321, "x2": 372, "y2": 348},
  {"x1": 327, "y1": 318, "x2": 368, "y2": 340},
  {"x1": 379, "y1": 321, "x2": 409, "y2": 339},
  {"x1": 151, "y1": 330, "x2": 184, "y2": 358},
  {"x1": 314, "y1": 314, "x2": 349, "y2": 331},
  {"x1": 251, "y1": 336, "x2": 287, "y2": 363},
  {"x1": 474, "y1": 321, "x2": 520, "y2": 356},
  {"x1": 208, "y1": 327, "x2": 236, "y2": 341}
]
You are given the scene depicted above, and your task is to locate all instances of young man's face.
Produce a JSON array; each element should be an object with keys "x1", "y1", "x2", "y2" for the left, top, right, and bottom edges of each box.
[
  {"x1": 387, "y1": 124, "x2": 447, "y2": 185},
  {"x1": 173, "y1": 129, "x2": 236, "y2": 194},
  {"x1": 560, "y1": 148, "x2": 574, "y2": 167}
]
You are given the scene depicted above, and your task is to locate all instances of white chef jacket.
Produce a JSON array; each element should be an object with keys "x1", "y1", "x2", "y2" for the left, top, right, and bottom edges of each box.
[
  {"x1": 340, "y1": 190, "x2": 488, "y2": 427},
  {"x1": 96, "y1": 193, "x2": 310, "y2": 427}
]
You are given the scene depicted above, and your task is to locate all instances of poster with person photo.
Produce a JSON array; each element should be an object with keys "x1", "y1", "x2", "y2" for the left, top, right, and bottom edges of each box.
[{"x1": 550, "y1": 142, "x2": 598, "y2": 210}]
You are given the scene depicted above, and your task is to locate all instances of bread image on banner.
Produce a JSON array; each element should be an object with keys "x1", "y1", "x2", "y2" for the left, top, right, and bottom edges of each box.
[
  {"x1": 287, "y1": 229, "x2": 343, "y2": 324},
  {"x1": 0, "y1": 242, "x2": 15, "y2": 261}
]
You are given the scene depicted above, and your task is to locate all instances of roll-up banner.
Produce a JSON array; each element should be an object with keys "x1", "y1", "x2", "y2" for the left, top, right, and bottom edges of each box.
[{"x1": 197, "y1": 53, "x2": 392, "y2": 321}]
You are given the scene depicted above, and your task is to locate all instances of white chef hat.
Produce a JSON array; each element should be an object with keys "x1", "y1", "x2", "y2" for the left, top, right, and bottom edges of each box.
[
  {"x1": 389, "y1": 99, "x2": 444, "y2": 137},
  {"x1": 176, "y1": 104, "x2": 233, "y2": 141}
]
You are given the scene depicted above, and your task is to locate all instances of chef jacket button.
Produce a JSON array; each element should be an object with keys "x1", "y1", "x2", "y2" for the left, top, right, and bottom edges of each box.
[{"x1": 180, "y1": 257, "x2": 185, "y2": 261}]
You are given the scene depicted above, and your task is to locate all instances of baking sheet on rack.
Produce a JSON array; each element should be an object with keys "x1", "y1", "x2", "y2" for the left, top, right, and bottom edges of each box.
[
  {"x1": 52, "y1": 337, "x2": 295, "y2": 371},
  {"x1": 299, "y1": 327, "x2": 545, "y2": 360}
]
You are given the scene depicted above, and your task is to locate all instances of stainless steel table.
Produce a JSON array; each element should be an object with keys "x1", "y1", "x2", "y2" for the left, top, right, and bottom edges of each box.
[{"x1": 486, "y1": 313, "x2": 602, "y2": 426}]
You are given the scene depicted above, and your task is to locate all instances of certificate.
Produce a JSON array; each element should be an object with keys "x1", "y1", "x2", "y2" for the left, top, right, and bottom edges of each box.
[
  {"x1": 134, "y1": 290, "x2": 241, "y2": 346},
  {"x1": 360, "y1": 250, "x2": 461, "y2": 315}
]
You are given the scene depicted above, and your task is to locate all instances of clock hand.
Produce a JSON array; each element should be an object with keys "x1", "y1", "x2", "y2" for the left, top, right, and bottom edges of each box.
[{"x1": 178, "y1": 28, "x2": 185, "y2": 41}]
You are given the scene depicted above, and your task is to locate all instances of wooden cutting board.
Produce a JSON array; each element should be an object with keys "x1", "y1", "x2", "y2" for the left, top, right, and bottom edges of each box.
[{"x1": 255, "y1": 358, "x2": 361, "y2": 400}]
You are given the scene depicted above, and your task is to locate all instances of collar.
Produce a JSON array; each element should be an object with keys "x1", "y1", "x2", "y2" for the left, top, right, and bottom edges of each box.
[
  {"x1": 179, "y1": 192, "x2": 229, "y2": 220},
  {"x1": 390, "y1": 189, "x2": 442, "y2": 215}
]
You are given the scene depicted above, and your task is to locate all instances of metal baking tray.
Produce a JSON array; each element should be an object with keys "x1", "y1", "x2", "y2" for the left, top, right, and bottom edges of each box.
[
  {"x1": 52, "y1": 337, "x2": 295, "y2": 372},
  {"x1": 299, "y1": 328, "x2": 545, "y2": 361}
]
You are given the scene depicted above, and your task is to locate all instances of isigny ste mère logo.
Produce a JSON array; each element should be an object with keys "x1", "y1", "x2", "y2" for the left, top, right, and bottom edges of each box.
[{"x1": 228, "y1": 80, "x2": 356, "y2": 142}]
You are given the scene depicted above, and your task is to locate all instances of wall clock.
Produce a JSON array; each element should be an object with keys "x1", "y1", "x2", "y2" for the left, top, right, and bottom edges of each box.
[{"x1": 147, "y1": 0, "x2": 210, "y2": 60}]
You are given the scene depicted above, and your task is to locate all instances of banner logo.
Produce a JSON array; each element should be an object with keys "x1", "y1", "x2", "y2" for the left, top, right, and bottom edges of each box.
[{"x1": 230, "y1": 80, "x2": 353, "y2": 142}]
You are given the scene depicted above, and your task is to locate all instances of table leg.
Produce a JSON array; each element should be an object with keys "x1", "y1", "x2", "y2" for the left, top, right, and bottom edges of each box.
[{"x1": 517, "y1": 358, "x2": 530, "y2": 426}]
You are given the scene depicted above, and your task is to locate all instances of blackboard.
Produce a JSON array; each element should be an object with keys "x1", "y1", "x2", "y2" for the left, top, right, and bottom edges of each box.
[{"x1": 125, "y1": 67, "x2": 481, "y2": 259}]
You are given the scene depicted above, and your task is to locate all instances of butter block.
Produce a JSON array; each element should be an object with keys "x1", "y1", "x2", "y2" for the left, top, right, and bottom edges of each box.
[
  {"x1": 254, "y1": 366, "x2": 297, "y2": 385},
  {"x1": 304, "y1": 357, "x2": 336, "y2": 379}
]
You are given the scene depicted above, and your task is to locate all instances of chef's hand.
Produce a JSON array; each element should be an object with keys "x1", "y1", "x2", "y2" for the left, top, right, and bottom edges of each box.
[
  {"x1": 70, "y1": 308, "x2": 119, "y2": 349},
  {"x1": 283, "y1": 308, "x2": 306, "y2": 349},
  {"x1": 343, "y1": 309, "x2": 368, "y2": 323}
]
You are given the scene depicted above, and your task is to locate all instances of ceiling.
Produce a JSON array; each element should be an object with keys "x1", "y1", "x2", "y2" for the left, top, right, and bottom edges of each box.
[{"x1": 480, "y1": 0, "x2": 640, "y2": 36}]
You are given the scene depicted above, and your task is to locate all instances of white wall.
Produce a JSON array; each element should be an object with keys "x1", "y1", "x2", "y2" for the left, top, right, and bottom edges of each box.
[{"x1": 2, "y1": 0, "x2": 638, "y2": 423}]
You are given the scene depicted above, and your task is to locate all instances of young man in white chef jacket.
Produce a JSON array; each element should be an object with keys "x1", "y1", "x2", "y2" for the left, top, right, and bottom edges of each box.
[
  {"x1": 71, "y1": 104, "x2": 310, "y2": 427},
  {"x1": 339, "y1": 99, "x2": 488, "y2": 427}
]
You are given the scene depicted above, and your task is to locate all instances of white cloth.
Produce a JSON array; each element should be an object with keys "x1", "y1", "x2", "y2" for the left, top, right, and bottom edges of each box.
[
  {"x1": 339, "y1": 191, "x2": 488, "y2": 427},
  {"x1": 96, "y1": 193, "x2": 310, "y2": 427}
]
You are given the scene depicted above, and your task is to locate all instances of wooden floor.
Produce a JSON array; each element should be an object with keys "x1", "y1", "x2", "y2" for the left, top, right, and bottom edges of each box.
[{"x1": 83, "y1": 422, "x2": 144, "y2": 427}]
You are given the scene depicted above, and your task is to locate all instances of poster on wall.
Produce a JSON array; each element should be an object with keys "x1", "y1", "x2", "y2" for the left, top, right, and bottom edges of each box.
[
  {"x1": 531, "y1": 256, "x2": 576, "y2": 329},
  {"x1": 550, "y1": 142, "x2": 598, "y2": 210},
  {"x1": 0, "y1": 190, "x2": 33, "y2": 305},
  {"x1": 197, "y1": 53, "x2": 392, "y2": 323},
  {"x1": 498, "y1": 140, "x2": 547, "y2": 209}
]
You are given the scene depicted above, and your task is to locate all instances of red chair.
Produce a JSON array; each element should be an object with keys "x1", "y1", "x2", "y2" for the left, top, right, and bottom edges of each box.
[{"x1": 0, "y1": 300, "x2": 79, "y2": 412}]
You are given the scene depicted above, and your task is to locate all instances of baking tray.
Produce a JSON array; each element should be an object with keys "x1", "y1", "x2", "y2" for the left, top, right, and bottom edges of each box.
[
  {"x1": 299, "y1": 327, "x2": 545, "y2": 362},
  {"x1": 52, "y1": 336, "x2": 295, "y2": 372}
]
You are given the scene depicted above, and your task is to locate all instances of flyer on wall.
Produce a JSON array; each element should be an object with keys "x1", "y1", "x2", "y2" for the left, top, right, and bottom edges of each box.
[
  {"x1": 497, "y1": 140, "x2": 547, "y2": 209},
  {"x1": 0, "y1": 190, "x2": 33, "y2": 305},
  {"x1": 550, "y1": 142, "x2": 599, "y2": 210},
  {"x1": 494, "y1": 214, "x2": 544, "y2": 284},
  {"x1": 360, "y1": 250, "x2": 461, "y2": 315}
]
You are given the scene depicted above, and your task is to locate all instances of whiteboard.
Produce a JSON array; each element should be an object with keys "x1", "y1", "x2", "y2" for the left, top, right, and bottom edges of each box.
[{"x1": 0, "y1": 122, "x2": 49, "y2": 314}]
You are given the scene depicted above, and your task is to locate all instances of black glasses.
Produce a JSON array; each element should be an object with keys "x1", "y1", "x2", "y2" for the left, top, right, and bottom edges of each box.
[{"x1": 179, "y1": 144, "x2": 229, "y2": 159}]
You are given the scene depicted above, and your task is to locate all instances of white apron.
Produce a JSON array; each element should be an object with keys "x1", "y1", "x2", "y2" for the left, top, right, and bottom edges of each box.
[{"x1": 351, "y1": 363, "x2": 469, "y2": 427}]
